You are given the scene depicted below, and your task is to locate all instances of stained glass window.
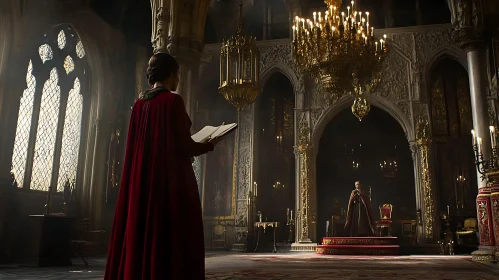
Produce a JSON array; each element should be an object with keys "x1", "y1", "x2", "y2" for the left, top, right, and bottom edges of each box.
[
  {"x1": 57, "y1": 78, "x2": 83, "y2": 191},
  {"x1": 11, "y1": 60, "x2": 36, "y2": 188},
  {"x1": 10, "y1": 25, "x2": 88, "y2": 192}
]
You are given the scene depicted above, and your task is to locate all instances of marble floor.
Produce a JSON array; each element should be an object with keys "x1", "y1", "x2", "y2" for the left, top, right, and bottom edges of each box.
[{"x1": 0, "y1": 253, "x2": 498, "y2": 279}]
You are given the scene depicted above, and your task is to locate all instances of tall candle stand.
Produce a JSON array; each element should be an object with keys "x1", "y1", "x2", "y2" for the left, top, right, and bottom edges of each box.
[
  {"x1": 246, "y1": 182, "x2": 258, "y2": 252},
  {"x1": 286, "y1": 208, "x2": 295, "y2": 243}
]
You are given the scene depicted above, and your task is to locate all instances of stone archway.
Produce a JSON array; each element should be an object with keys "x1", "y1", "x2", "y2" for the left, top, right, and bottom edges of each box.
[{"x1": 307, "y1": 94, "x2": 418, "y2": 243}]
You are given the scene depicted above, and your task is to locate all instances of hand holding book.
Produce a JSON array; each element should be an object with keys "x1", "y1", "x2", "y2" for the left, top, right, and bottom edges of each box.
[{"x1": 191, "y1": 122, "x2": 238, "y2": 143}]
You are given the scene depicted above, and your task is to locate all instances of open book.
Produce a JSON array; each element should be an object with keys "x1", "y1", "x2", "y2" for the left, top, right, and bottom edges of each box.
[{"x1": 191, "y1": 123, "x2": 238, "y2": 143}]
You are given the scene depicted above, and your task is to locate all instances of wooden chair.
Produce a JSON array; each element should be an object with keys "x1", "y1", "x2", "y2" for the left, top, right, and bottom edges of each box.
[
  {"x1": 211, "y1": 224, "x2": 227, "y2": 249},
  {"x1": 376, "y1": 204, "x2": 393, "y2": 236},
  {"x1": 71, "y1": 218, "x2": 105, "y2": 267},
  {"x1": 456, "y1": 218, "x2": 478, "y2": 245}
]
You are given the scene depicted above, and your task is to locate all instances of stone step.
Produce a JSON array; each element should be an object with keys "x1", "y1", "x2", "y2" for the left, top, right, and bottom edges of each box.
[
  {"x1": 316, "y1": 244, "x2": 401, "y2": 255},
  {"x1": 322, "y1": 236, "x2": 399, "y2": 246}
]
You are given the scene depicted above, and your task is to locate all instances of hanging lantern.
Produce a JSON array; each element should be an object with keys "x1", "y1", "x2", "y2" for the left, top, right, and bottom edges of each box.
[
  {"x1": 351, "y1": 95, "x2": 370, "y2": 121},
  {"x1": 219, "y1": 3, "x2": 260, "y2": 110}
]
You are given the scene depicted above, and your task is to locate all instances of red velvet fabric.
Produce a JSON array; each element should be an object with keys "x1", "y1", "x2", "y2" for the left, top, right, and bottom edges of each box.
[
  {"x1": 104, "y1": 90, "x2": 213, "y2": 280},
  {"x1": 344, "y1": 190, "x2": 375, "y2": 236}
]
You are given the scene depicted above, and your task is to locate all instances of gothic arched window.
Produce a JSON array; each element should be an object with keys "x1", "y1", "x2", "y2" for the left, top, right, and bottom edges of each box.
[{"x1": 11, "y1": 25, "x2": 89, "y2": 192}]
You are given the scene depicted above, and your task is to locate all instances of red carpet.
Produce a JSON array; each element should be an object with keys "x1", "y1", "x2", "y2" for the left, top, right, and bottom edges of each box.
[{"x1": 205, "y1": 253, "x2": 499, "y2": 279}]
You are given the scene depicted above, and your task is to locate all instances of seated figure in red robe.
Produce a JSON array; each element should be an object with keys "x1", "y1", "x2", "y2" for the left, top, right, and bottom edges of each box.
[
  {"x1": 344, "y1": 181, "x2": 375, "y2": 236},
  {"x1": 104, "y1": 53, "x2": 222, "y2": 280}
]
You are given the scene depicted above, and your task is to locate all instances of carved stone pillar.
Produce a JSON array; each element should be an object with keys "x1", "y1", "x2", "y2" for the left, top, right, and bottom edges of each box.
[
  {"x1": 449, "y1": 0, "x2": 497, "y2": 260},
  {"x1": 460, "y1": 39, "x2": 493, "y2": 189},
  {"x1": 473, "y1": 185, "x2": 496, "y2": 261},
  {"x1": 416, "y1": 116, "x2": 437, "y2": 242},
  {"x1": 150, "y1": 0, "x2": 210, "y2": 117},
  {"x1": 409, "y1": 140, "x2": 425, "y2": 244},
  {"x1": 458, "y1": 34, "x2": 496, "y2": 261},
  {"x1": 291, "y1": 111, "x2": 316, "y2": 251},
  {"x1": 231, "y1": 107, "x2": 255, "y2": 251},
  {"x1": 151, "y1": 1, "x2": 170, "y2": 54}
]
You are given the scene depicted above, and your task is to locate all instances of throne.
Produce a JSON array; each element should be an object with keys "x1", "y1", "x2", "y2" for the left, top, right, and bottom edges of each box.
[
  {"x1": 375, "y1": 204, "x2": 393, "y2": 237},
  {"x1": 456, "y1": 218, "x2": 478, "y2": 245}
]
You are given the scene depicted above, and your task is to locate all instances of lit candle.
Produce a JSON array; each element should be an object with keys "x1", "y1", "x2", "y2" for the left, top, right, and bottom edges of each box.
[
  {"x1": 375, "y1": 41, "x2": 378, "y2": 51},
  {"x1": 471, "y1": 129, "x2": 476, "y2": 145},
  {"x1": 341, "y1": 12, "x2": 345, "y2": 23},
  {"x1": 291, "y1": 210, "x2": 293, "y2": 219},
  {"x1": 447, "y1": 205, "x2": 450, "y2": 216},
  {"x1": 366, "y1": 12, "x2": 370, "y2": 24},
  {"x1": 490, "y1": 126, "x2": 497, "y2": 148},
  {"x1": 347, "y1": 6, "x2": 350, "y2": 17},
  {"x1": 287, "y1": 208, "x2": 290, "y2": 222},
  {"x1": 292, "y1": 26, "x2": 296, "y2": 40},
  {"x1": 478, "y1": 137, "x2": 483, "y2": 154},
  {"x1": 313, "y1": 12, "x2": 317, "y2": 23}
]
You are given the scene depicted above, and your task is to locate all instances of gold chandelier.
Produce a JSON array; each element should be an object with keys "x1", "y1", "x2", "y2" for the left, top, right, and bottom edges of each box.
[
  {"x1": 292, "y1": 0, "x2": 387, "y2": 120},
  {"x1": 219, "y1": 3, "x2": 260, "y2": 110}
]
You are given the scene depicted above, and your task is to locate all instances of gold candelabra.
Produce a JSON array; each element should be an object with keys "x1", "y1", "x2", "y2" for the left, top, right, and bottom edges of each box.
[
  {"x1": 471, "y1": 126, "x2": 498, "y2": 181},
  {"x1": 292, "y1": 0, "x2": 387, "y2": 120},
  {"x1": 219, "y1": 2, "x2": 260, "y2": 110}
]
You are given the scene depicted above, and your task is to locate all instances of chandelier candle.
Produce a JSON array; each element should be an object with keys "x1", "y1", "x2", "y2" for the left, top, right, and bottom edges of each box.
[{"x1": 292, "y1": 0, "x2": 387, "y2": 118}]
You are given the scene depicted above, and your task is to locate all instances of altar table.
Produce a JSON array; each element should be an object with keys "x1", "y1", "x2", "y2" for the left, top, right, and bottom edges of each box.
[
  {"x1": 254, "y1": 222, "x2": 280, "y2": 253},
  {"x1": 29, "y1": 214, "x2": 74, "y2": 266}
]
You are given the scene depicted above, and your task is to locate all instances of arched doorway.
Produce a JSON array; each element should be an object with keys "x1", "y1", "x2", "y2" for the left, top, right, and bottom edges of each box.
[
  {"x1": 428, "y1": 58, "x2": 477, "y2": 229},
  {"x1": 315, "y1": 106, "x2": 415, "y2": 243},
  {"x1": 255, "y1": 72, "x2": 295, "y2": 245}
]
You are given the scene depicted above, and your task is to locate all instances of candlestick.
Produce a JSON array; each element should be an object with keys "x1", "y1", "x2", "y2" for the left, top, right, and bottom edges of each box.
[
  {"x1": 490, "y1": 126, "x2": 496, "y2": 148},
  {"x1": 447, "y1": 205, "x2": 450, "y2": 216},
  {"x1": 291, "y1": 210, "x2": 293, "y2": 219},
  {"x1": 471, "y1": 129, "x2": 476, "y2": 145},
  {"x1": 478, "y1": 137, "x2": 483, "y2": 154}
]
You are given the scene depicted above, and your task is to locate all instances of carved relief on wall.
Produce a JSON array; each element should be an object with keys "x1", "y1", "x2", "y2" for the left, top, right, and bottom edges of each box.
[
  {"x1": 490, "y1": 186, "x2": 499, "y2": 249},
  {"x1": 430, "y1": 76, "x2": 449, "y2": 135},
  {"x1": 259, "y1": 43, "x2": 304, "y2": 98},
  {"x1": 259, "y1": 44, "x2": 292, "y2": 73},
  {"x1": 234, "y1": 108, "x2": 253, "y2": 232},
  {"x1": 414, "y1": 29, "x2": 456, "y2": 66},
  {"x1": 476, "y1": 189, "x2": 494, "y2": 246},
  {"x1": 376, "y1": 50, "x2": 410, "y2": 102}
]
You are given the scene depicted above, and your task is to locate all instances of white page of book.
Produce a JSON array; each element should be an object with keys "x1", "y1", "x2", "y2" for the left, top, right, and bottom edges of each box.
[
  {"x1": 191, "y1": 126, "x2": 218, "y2": 143},
  {"x1": 211, "y1": 123, "x2": 237, "y2": 138}
]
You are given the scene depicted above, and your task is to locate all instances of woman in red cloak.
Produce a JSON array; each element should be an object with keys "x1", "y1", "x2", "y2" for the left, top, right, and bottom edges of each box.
[{"x1": 104, "y1": 53, "x2": 221, "y2": 279}]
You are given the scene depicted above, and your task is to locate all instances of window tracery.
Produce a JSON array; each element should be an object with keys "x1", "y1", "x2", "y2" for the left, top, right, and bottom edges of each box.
[{"x1": 11, "y1": 26, "x2": 88, "y2": 192}]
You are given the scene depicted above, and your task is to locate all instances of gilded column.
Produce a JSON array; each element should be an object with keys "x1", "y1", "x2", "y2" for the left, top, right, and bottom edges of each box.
[
  {"x1": 415, "y1": 115, "x2": 437, "y2": 241},
  {"x1": 291, "y1": 111, "x2": 315, "y2": 251}
]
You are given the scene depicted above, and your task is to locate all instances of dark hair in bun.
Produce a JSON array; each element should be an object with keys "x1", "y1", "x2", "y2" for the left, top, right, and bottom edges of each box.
[{"x1": 146, "y1": 53, "x2": 180, "y2": 86}]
